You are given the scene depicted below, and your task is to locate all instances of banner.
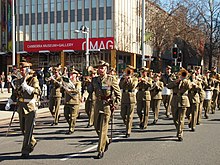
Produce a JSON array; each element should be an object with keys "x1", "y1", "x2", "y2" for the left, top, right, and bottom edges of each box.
[{"x1": 24, "y1": 37, "x2": 114, "y2": 52}]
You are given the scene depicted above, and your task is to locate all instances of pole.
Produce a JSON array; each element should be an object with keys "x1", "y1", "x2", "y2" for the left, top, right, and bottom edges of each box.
[
  {"x1": 12, "y1": 0, "x2": 16, "y2": 66},
  {"x1": 85, "y1": 29, "x2": 90, "y2": 67},
  {"x1": 141, "y1": 0, "x2": 145, "y2": 67}
]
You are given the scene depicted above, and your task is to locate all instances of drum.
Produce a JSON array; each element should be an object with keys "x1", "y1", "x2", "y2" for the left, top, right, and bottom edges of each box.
[
  {"x1": 162, "y1": 87, "x2": 171, "y2": 95},
  {"x1": 205, "y1": 90, "x2": 212, "y2": 100}
]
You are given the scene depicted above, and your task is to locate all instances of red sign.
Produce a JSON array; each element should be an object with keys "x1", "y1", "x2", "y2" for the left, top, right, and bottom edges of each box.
[{"x1": 24, "y1": 37, "x2": 114, "y2": 52}]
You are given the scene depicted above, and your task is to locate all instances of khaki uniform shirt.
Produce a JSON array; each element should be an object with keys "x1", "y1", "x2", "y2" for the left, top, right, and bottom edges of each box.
[
  {"x1": 50, "y1": 76, "x2": 62, "y2": 98},
  {"x1": 136, "y1": 76, "x2": 153, "y2": 101},
  {"x1": 150, "y1": 81, "x2": 164, "y2": 100},
  {"x1": 65, "y1": 80, "x2": 81, "y2": 105}
]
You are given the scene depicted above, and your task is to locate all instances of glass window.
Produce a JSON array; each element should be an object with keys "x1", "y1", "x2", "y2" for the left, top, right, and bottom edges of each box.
[
  {"x1": 37, "y1": 13, "x2": 41, "y2": 24},
  {"x1": 19, "y1": 14, "x2": 23, "y2": 26},
  {"x1": 57, "y1": 0, "x2": 61, "y2": 11},
  {"x1": 31, "y1": 0, "x2": 35, "y2": 13},
  {"x1": 92, "y1": 0, "x2": 96, "y2": 7},
  {"x1": 50, "y1": 12, "x2": 54, "y2": 23},
  {"x1": 19, "y1": 6, "x2": 23, "y2": 14},
  {"x1": 77, "y1": 9, "x2": 82, "y2": 21},
  {"x1": 99, "y1": 0, "x2": 105, "y2": 7},
  {"x1": 38, "y1": 0, "x2": 42, "y2": 13},
  {"x1": 64, "y1": 0, "x2": 68, "y2": 10},
  {"x1": 64, "y1": 22, "x2": 69, "y2": 39},
  {"x1": 85, "y1": 0, "x2": 90, "y2": 8},
  {"x1": 44, "y1": 12, "x2": 48, "y2": 24},
  {"x1": 31, "y1": 25, "x2": 36, "y2": 40},
  {"x1": 107, "y1": 19, "x2": 112, "y2": 28},
  {"x1": 38, "y1": 24, "x2": 42, "y2": 40},
  {"x1": 92, "y1": 20, "x2": 96, "y2": 38},
  {"x1": 92, "y1": 8, "x2": 96, "y2": 20},
  {"x1": 70, "y1": 10, "x2": 75, "y2": 22},
  {"x1": 99, "y1": 20, "x2": 104, "y2": 37},
  {"x1": 31, "y1": 13, "x2": 35, "y2": 25},
  {"x1": 25, "y1": 4, "x2": 30, "y2": 14},
  {"x1": 106, "y1": 6, "x2": 111, "y2": 19},
  {"x1": 44, "y1": 24, "x2": 49, "y2": 40},
  {"x1": 51, "y1": 1, "x2": 55, "y2": 11},
  {"x1": 57, "y1": 23, "x2": 62, "y2": 39},
  {"x1": 51, "y1": 23, "x2": 55, "y2": 40},
  {"x1": 25, "y1": 25, "x2": 29, "y2": 41},
  {"x1": 71, "y1": 22, "x2": 76, "y2": 38},
  {"x1": 85, "y1": 21, "x2": 90, "y2": 30},
  {"x1": 71, "y1": 1, "x2": 75, "y2": 10},
  {"x1": 99, "y1": 7, "x2": 104, "y2": 20},
  {"x1": 64, "y1": 10, "x2": 68, "y2": 22},
  {"x1": 77, "y1": 22, "x2": 83, "y2": 38},
  {"x1": 44, "y1": 0, "x2": 48, "y2": 12},
  {"x1": 78, "y1": 0, "x2": 82, "y2": 9},
  {"x1": 84, "y1": 8, "x2": 89, "y2": 21},
  {"x1": 25, "y1": 14, "x2": 29, "y2": 25},
  {"x1": 107, "y1": 28, "x2": 112, "y2": 37},
  {"x1": 106, "y1": 0, "x2": 112, "y2": 6},
  {"x1": 57, "y1": 11, "x2": 61, "y2": 23}
]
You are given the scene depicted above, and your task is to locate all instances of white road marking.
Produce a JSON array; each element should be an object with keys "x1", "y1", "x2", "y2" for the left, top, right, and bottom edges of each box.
[{"x1": 60, "y1": 135, "x2": 124, "y2": 161}]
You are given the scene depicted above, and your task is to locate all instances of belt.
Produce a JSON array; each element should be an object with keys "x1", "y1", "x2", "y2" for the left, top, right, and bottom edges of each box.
[
  {"x1": 123, "y1": 90, "x2": 135, "y2": 93},
  {"x1": 18, "y1": 98, "x2": 35, "y2": 103}
]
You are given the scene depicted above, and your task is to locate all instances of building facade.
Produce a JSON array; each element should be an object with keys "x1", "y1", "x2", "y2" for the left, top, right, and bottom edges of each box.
[{"x1": 1, "y1": 0, "x2": 154, "y2": 74}]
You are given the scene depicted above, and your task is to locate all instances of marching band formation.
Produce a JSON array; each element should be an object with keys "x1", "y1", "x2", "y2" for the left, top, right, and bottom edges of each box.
[{"x1": 4, "y1": 60, "x2": 220, "y2": 159}]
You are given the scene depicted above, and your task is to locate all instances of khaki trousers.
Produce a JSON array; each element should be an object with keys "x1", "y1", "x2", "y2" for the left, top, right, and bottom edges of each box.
[
  {"x1": 162, "y1": 94, "x2": 172, "y2": 116},
  {"x1": 203, "y1": 100, "x2": 211, "y2": 118},
  {"x1": 186, "y1": 103, "x2": 199, "y2": 130},
  {"x1": 120, "y1": 103, "x2": 135, "y2": 135},
  {"x1": 151, "y1": 99, "x2": 162, "y2": 121},
  {"x1": 136, "y1": 100, "x2": 150, "y2": 128},
  {"x1": 177, "y1": 107, "x2": 187, "y2": 138},
  {"x1": 94, "y1": 101, "x2": 111, "y2": 153},
  {"x1": 49, "y1": 97, "x2": 61, "y2": 124},
  {"x1": 85, "y1": 99, "x2": 95, "y2": 126},
  {"x1": 18, "y1": 108, "x2": 36, "y2": 154},
  {"x1": 64, "y1": 104, "x2": 79, "y2": 132}
]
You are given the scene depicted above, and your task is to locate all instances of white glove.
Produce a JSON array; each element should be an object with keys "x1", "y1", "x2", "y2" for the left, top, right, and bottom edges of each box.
[
  {"x1": 5, "y1": 98, "x2": 13, "y2": 110},
  {"x1": 21, "y1": 80, "x2": 35, "y2": 95}
]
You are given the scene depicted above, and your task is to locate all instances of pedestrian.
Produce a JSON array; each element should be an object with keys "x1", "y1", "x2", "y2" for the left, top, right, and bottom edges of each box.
[
  {"x1": 136, "y1": 67, "x2": 152, "y2": 129},
  {"x1": 5, "y1": 61, "x2": 41, "y2": 158},
  {"x1": 92, "y1": 60, "x2": 121, "y2": 159},
  {"x1": 119, "y1": 65, "x2": 138, "y2": 137},
  {"x1": 7, "y1": 72, "x2": 12, "y2": 93},
  {"x1": 63, "y1": 68, "x2": 82, "y2": 134},
  {"x1": 0, "y1": 71, "x2": 6, "y2": 93}
]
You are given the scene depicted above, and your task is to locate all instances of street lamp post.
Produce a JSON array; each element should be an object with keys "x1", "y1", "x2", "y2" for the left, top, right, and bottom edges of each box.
[{"x1": 75, "y1": 25, "x2": 90, "y2": 67}]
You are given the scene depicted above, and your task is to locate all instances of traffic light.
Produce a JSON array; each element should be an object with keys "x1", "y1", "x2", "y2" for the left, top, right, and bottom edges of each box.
[
  {"x1": 177, "y1": 51, "x2": 182, "y2": 62},
  {"x1": 172, "y1": 47, "x2": 178, "y2": 59}
]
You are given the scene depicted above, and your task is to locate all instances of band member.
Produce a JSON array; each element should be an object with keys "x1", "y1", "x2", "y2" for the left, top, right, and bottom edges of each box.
[
  {"x1": 203, "y1": 69, "x2": 214, "y2": 118},
  {"x1": 186, "y1": 70, "x2": 202, "y2": 131},
  {"x1": 119, "y1": 65, "x2": 138, "y2": 137},
  {"x1": 210, "y1": 72, "x2": 220, "y2": 114},
  {"x1": 150, "y1": 73, "x2": 164, "y2": 124},
  {"x1": 5, "y1": 62, "x2": 41, "y2": 158},
  {"x1": 161, "y1": 65, "x2": 173, "y2": 118},
  {"x1": 136, "y1": 67, "x2": 152, "y2": 129},
  {"x1": 63, "y1": 69, "x2": 82, "y2": 134},
  {"x1": 195, "y1": 66, "x2": 206, "y2": 125},
  {"x1": 83, "y1": 66, "x2": 96, "y2": 127},
  {"x1": 167, "y1": 68, "x2": 191, "y2": 141},
  {"x1": 91, "y1": 60, "x2": 121, "y2": 159},
  {"x1": 48, "y1": 67, "x2": 62, "y2": 126}
]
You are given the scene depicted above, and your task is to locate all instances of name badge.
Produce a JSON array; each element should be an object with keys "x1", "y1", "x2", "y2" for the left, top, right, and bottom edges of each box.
[{"x1": 102, "y1": 81, "x2": 110, "y2": 90}]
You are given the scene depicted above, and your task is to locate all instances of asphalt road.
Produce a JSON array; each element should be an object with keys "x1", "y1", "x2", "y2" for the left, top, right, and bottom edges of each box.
[{"x1": 0, "y1": 105, "x2": 220, "y2": 165}]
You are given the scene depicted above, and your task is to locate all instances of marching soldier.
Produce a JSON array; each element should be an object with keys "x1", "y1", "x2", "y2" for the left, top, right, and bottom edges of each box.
[
  {"x1": 63, "y1": 69, "x2": 82, "y2": 134},
  {"x1": 160, "y1": 65, "x2": 173, "y2": 118},
  {"x1": 203, "y1": 69, "x2": 214, "y2": 118},
  {"x1": 210, "y1": 71, "x2": 220, "y2": 114},
  {"x1": 119, "y1": 65, "x2": 138, "y2": 137},
  {"x1": 186, "y1": 70, "x2": 202, "y2": 131},
  {"x1": 92, "y1": 60, "x2": 121, "y2": 159},
  {"x1": 5, "y1": 62, "x2": 41, "y2": 158},
  {"x1": 48, "y1": 67, "x2": 62, "y2": 126},
  {"x1": 83, "y1": 67, "x2": 96, "y2": 127},
  {"x1": 136, "y1": 67, "x2": 153, "y2": 129},
  {"x1": 150, "y1": 73, "x2": 164, "y2": 124},
  {"x1": 167, "y1": 68, "x2": 191, "y2": 141},
  {"x1": 195, "y1": 66, "x2": 206, "y2": 125}
]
